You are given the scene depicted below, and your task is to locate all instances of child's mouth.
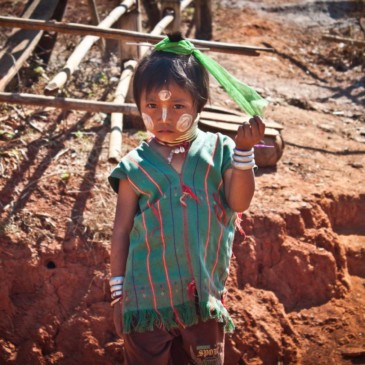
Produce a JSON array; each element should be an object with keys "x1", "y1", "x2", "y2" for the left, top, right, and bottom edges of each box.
[{"x1": 157, "y1": 129, "x2": 174, "y2": 133}]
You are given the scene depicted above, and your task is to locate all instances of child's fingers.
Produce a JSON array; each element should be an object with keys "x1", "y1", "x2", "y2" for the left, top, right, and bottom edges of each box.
[
  {"x1": 249, "y1": 118, "x2": 259, "y2": 137},
  {"x1": 253, "y1": 116, "x2": 265, "y2": 136},
  {"x1": 242, "y1": 121, "x2": 252, "y2": 137}
]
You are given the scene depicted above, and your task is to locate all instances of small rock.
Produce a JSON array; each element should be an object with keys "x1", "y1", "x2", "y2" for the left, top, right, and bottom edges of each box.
[
  {"x1": 318, "y1": 124, "x2": 336, "y2": 133},
  {"x1": 359, "y1": 127, "x2": 365, "y2": 136},
  {"x1": 350, "y1": 162, "x2": 363, "y2": 169}
]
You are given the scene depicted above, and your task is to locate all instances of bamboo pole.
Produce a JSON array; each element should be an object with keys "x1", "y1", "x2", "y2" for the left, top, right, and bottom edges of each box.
[
  {"x1": 44, "y1": 0, "x2": 135, "y2": 95},
  {"x1": 0, "y1": 91, "x2": 140, "y2": 115},
  {"x1": 109, "y1": 60, "x2": 137, "y2": 162},
  {"x1": 0, "y1": 16, "x2": 274, "y2": 55}
]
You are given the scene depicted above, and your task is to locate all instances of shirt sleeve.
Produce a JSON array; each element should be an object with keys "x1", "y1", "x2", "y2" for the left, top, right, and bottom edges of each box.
[
  {"x1": 108, "y1": 162, "x2": 128, "y2": 193},
  {"x1": 221, "y1": 133, "x2": 235, "y2": 174}
]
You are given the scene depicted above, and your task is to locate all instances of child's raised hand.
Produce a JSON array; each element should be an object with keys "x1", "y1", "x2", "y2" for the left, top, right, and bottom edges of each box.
[{"x1": 235, "y1": 116, "x2": 265, "y2": 151}]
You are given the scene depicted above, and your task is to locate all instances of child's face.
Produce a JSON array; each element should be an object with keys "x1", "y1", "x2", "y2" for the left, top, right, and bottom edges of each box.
[{"x1": 140, "y1": 81, "x2": 198, "y2": 144}]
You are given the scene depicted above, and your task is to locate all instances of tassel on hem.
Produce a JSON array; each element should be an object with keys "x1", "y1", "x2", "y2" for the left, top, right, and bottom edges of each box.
[{"x1": 122, "y1": 300, "x2": 235, "y2": 334}]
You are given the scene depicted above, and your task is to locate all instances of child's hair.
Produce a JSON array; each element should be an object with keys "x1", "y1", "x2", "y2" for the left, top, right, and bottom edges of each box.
[{"x1": 133, "y1": 35, "x2": 209, "y2": 113}]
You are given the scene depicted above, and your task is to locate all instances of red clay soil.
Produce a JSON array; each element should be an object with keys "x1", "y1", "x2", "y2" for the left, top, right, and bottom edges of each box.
[{"x1": 0, "y1": 0, "x2": 364, "y2": 364}]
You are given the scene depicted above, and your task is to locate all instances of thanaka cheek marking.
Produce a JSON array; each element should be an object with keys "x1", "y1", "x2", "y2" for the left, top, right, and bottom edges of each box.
[
  {"x1": 142, "y1": 113, "x2": 154, "y2": 130},
  {"x1": 158, "y1": 90, "x2": 171, "y2": 101},
  {"x1": 176, "y1": 114, "x2": 193, "y2": 132}
]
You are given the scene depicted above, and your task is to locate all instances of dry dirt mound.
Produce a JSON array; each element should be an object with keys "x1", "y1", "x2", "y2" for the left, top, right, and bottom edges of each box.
[{"x1": 1, "y1": 0, "x2": 365, "y2": 364}]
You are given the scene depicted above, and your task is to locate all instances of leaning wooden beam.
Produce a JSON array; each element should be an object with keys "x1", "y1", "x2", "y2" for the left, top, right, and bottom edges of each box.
[
  {"x1": 0, "y1": 91, "x2": 140, "y2": 115},
  {"x1": 87, "y1": 0, "x2": 101, "y2": 27},
  {"x1": 0, "y1": 0, "x2": 61, "y2": 91},
  {"x1": 322, "y1": 34, "x2": 365, "y2": 47},
  {"x1": 86, "y1": 0, "x2": 105, "y2": 51},
  {"x1": 45, "y1": 0, "x2": 135, "y2": 95},
  {"x1": 0, "y1": 16, "x2": 274, "y2": 55},
  {"x1": 109, "y1": 60, "x2": 137, "y2": 162}
]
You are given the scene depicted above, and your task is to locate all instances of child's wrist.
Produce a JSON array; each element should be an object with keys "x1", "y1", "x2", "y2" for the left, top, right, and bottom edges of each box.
[{"x1": 232, "y1": 148, "x2": 255, "y2": 170}]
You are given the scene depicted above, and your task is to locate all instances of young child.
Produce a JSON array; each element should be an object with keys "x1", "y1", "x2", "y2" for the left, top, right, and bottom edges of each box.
[{"x1": 108, "y1": 34, "x2": 266, "y2": 365}]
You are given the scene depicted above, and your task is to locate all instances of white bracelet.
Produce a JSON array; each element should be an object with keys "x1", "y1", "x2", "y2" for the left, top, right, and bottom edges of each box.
[
  {"x1": 111, "y1": 290, "x2": 123, "y2": 299},
  {"x1": 232, "y1": 160, "x2": 256, "y2": 170},
  {"x1": 111, "y1": 296, "x2": 122, "y2": 307},
  {"x1": 234, "y1": 148, "x2": 254, "y2": 157},
  {"x1": 109, "y1": 276, "x2": 124, "y2": 286},
  {"x1": 233, "y1": 154, "x2": 254, "y2": 163},
  {"x1": 110, "y1": 284, "x2": 123, "y2": 292}
]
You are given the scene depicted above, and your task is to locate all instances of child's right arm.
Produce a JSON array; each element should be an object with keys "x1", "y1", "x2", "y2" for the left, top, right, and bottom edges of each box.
[
  {"x1": 110, "y1": 179, "x2": 138, "y2": 336},
  {"x1": 111, "y1": 179, "x2": 138, "y2": 277}
]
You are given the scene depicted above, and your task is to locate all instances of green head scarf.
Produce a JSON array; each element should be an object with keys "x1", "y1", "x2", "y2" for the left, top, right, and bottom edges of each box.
[{"x1": 154, "y1": 37, "x2": 268, "y2": 117}]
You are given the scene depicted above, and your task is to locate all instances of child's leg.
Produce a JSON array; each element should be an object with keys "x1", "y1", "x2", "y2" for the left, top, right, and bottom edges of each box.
[
  {"x1": 179, "y1": 319, "x2": 225, "y2": 365},
  {"x1": 123, "y1": 327, "x2": 175, "y2": 365}
]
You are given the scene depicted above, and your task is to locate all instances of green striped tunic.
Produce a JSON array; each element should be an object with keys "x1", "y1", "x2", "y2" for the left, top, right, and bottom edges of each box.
[{"x1": 109, "y1": 130, "x2": 236, "y2": 333}]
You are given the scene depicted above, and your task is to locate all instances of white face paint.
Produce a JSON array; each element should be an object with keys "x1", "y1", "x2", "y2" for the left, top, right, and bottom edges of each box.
[
  {"x1": 158, "y1": 90, "x2": 171, "y2": 101},
  {"x1": 161, "y1": 107, "x2": 168, "y2": 122},
  {"x1": 159, "y1": 90, "x2": 171, "y2": 123},
  {"x1": 142, "y1": 112, "x2": 154, "y2": 130},
  {"x1": 176, "y1": 113, "x2": 193, "y2": 132}
]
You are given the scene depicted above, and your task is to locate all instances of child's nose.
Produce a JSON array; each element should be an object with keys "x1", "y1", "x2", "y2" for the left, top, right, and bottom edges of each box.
[{"x1": 161, "y1": 107, "x2": 168, "y2": 123}]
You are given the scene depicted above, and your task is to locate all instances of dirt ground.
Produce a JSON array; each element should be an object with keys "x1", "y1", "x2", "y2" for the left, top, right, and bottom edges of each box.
[{"x1": 0, "y1": 0, "x2": 364, "y2": 364}]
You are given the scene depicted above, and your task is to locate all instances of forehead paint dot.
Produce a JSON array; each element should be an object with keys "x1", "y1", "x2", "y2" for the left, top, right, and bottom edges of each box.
[
  {"x1": 158, "y1": 90, "x2": 171, "y2": 101},
  {"x1": 142, "y1": 113, "x2": 154, "y2": 130},
  {"x1": 176, "y1": 114, "x2": 193, "y2": 132}
]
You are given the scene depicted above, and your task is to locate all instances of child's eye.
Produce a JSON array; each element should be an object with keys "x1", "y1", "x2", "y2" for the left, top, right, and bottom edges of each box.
[
  {"x1": 173, "y1": 104, "x2": 185, "y2": 110},
  {"x1": 147, "y1": 103, "x2": 157, "y2": 109}
]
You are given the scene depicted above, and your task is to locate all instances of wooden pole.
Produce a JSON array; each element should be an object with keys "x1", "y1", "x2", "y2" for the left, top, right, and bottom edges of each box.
[
  {"x1": 108, "y1": 60, "x2": 137, "y2": 162},
  {"x1": 195, "y1": 0, "x2": 212, "y2": 40},
  {"x1": 141, "y1": 0, "x2": 160, "y2": 29},
  {"x1": 160, "y1": 0, "x2": 181, "y2": 33},
  {"x1": 0, "y1": 91, "x2": 140, "y2": 115},
  {"x1": 322, "y1": 34, "x2": 365, "y2": 47},
  {"x1": 0, "y1": 0, "x2": 61, "y2": 92},
  {"x1": 86, "y1": 0, "x2": 105, "y2": 51},
  {"x1": 44, "y1": 0, "x2": 135, "y2": 95},
  {"x1": 119, "y1": 0, "x2": 141, "y2": 61},
  {"x1": 0, "y1": 16, "x2": 274, "y2": 55},
  {"x1": 35, "y1": 0, "x2": 69, "y2": 66}
]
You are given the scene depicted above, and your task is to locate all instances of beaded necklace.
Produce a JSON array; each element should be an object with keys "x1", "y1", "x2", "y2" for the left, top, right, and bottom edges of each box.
[{"x1": 153, "y1": 138, "x2": 191, "y2": 165}]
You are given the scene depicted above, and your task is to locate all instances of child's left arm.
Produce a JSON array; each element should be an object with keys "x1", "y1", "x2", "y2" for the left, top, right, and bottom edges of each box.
[{"x1": 224, "y1": 116, "x2": 265, "y2": 212}]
